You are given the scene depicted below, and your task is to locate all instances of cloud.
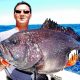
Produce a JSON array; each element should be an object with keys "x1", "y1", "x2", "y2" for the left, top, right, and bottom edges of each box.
[
  {"x1": 0, "y1": 9, "x2": 80, "y2": 25},
  {"x1": 30, "y1": 9, "x2": 80, "y2": 24}
]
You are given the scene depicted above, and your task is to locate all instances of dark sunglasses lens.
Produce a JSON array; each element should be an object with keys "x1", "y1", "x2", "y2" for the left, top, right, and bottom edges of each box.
[
  {"x1": 15, "y1": 10, "x2": 21, "y2": 13},
  {"x1": 24, "y1": 11, "x2": 30, "y2": 14},
  {"x1": 15, "y1": 10, "x2": 30, "y2": 14}
]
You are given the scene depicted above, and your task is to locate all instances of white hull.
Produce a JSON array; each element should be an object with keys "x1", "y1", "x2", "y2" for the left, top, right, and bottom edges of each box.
[
  {"x1": 53, "y1": 69, "x2": 80, "y2": 80},
  {"x1": 0, "y1": 69, "x2": 80, "y2": 80}
]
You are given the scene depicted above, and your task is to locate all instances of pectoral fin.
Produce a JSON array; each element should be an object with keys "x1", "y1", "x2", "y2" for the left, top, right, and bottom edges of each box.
[{"x1": 65, "y1": 52, "x2": 78, "y2": 68}]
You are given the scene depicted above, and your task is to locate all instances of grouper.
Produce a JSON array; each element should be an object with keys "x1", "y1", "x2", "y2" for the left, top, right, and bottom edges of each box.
[{"x1": 0, "y1": 19, "x2": 79, "y2": 80}]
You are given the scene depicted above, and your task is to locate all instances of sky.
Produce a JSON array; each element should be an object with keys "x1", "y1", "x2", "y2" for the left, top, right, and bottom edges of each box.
[{"x1": 0, "y1": 0, "x2": 80, "y2": 25}]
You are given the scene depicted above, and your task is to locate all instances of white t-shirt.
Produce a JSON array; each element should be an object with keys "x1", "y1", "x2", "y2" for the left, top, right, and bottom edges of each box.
[{"x1": 0, "y1": 28, "x2": 19, "y2": 42}]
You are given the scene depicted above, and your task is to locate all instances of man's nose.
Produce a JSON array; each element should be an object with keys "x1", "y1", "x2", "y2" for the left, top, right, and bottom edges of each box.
[{"x1": 20, "y1": 11, "x2": 24, "y2": 14}]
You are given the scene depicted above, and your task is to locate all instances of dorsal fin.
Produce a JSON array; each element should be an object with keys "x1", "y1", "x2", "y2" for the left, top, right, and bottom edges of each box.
[
  {"x1": 41, "y1": 18, "x2": 59, "y2": 30},
  {"x1": 41, "y1": 18, "x2": 80, "y2": 41}
]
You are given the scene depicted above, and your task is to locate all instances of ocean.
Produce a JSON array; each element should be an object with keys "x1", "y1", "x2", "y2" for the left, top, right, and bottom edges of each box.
[{"x1": 0, "y1": 24, "x2": 80, "y2": 75}]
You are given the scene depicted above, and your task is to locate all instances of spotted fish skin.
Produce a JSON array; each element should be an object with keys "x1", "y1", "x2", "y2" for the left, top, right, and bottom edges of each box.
[{"x1": 0, "y1": 29, "x2": 80, "y2": 74}]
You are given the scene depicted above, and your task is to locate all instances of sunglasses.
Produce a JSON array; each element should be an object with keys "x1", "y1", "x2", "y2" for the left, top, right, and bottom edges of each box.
[{"x1": 15, "y1": 10, "x2": 30, "y2": 14}]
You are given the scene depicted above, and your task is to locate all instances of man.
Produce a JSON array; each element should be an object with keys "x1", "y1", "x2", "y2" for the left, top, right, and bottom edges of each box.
[
  {"x1": 0, "y1": 1, "x2": 32, "y2": 42},
  {"x1": 14, "y1": 1, "x2": 32, "y2": 31},
  {"x1": 0, "y1": 1, "x2": 49, "y2": 80},
  {"x1": 0, "y1": 1, "x2": 32, "y2": 80}
]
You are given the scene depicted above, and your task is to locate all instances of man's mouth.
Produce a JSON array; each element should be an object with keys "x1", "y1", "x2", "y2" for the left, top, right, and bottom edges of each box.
[{"x1": 20, "y1": 17, "x2": 25, "y2": 20}]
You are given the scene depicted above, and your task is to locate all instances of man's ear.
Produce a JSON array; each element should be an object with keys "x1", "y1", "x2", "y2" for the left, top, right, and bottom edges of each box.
[{"x1": 30, "y1": 14, "x2": 32, "y2": 19}]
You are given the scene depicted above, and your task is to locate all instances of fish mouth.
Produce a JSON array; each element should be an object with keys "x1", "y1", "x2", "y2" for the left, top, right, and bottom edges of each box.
[{"x1": 0, "y1": 44, "x2": 16, "y2": 66}]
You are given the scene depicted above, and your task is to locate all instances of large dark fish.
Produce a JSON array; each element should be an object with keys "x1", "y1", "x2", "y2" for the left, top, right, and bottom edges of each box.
[{"x1": 0, "y1": 19, "x2": 79, "y2": 78}]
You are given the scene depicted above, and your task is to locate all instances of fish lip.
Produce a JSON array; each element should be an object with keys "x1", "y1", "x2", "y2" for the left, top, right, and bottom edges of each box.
[
  {"x1": 0, "y1": 44, "x2": 6, "y2": 56},
  {"x1": 0, "y1": 44, "x2": 15, "y2": 64}
]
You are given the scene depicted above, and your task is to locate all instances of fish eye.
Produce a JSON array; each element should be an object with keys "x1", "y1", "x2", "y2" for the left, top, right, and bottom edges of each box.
[
  {"x1": 10, "y1": 39, "x2": 19, "y2": 45},
  {"x1": 12, "y1": 40, "x2": 17, "y2": 44}
]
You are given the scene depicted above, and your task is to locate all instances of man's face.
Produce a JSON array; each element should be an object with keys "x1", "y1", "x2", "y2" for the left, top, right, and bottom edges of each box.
[{"x1": 14, "y1": 4, "x2": 31, "y2": 24}]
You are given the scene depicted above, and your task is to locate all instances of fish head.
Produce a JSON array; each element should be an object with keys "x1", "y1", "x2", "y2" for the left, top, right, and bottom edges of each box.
[{"x1": 0, "y1": 31, "x2": 42, "y2": 70}]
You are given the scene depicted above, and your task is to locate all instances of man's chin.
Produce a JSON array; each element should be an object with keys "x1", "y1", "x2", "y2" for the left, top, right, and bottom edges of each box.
[{"x1": 19, "y1": 21, "x2": 28, "y2": 23}]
